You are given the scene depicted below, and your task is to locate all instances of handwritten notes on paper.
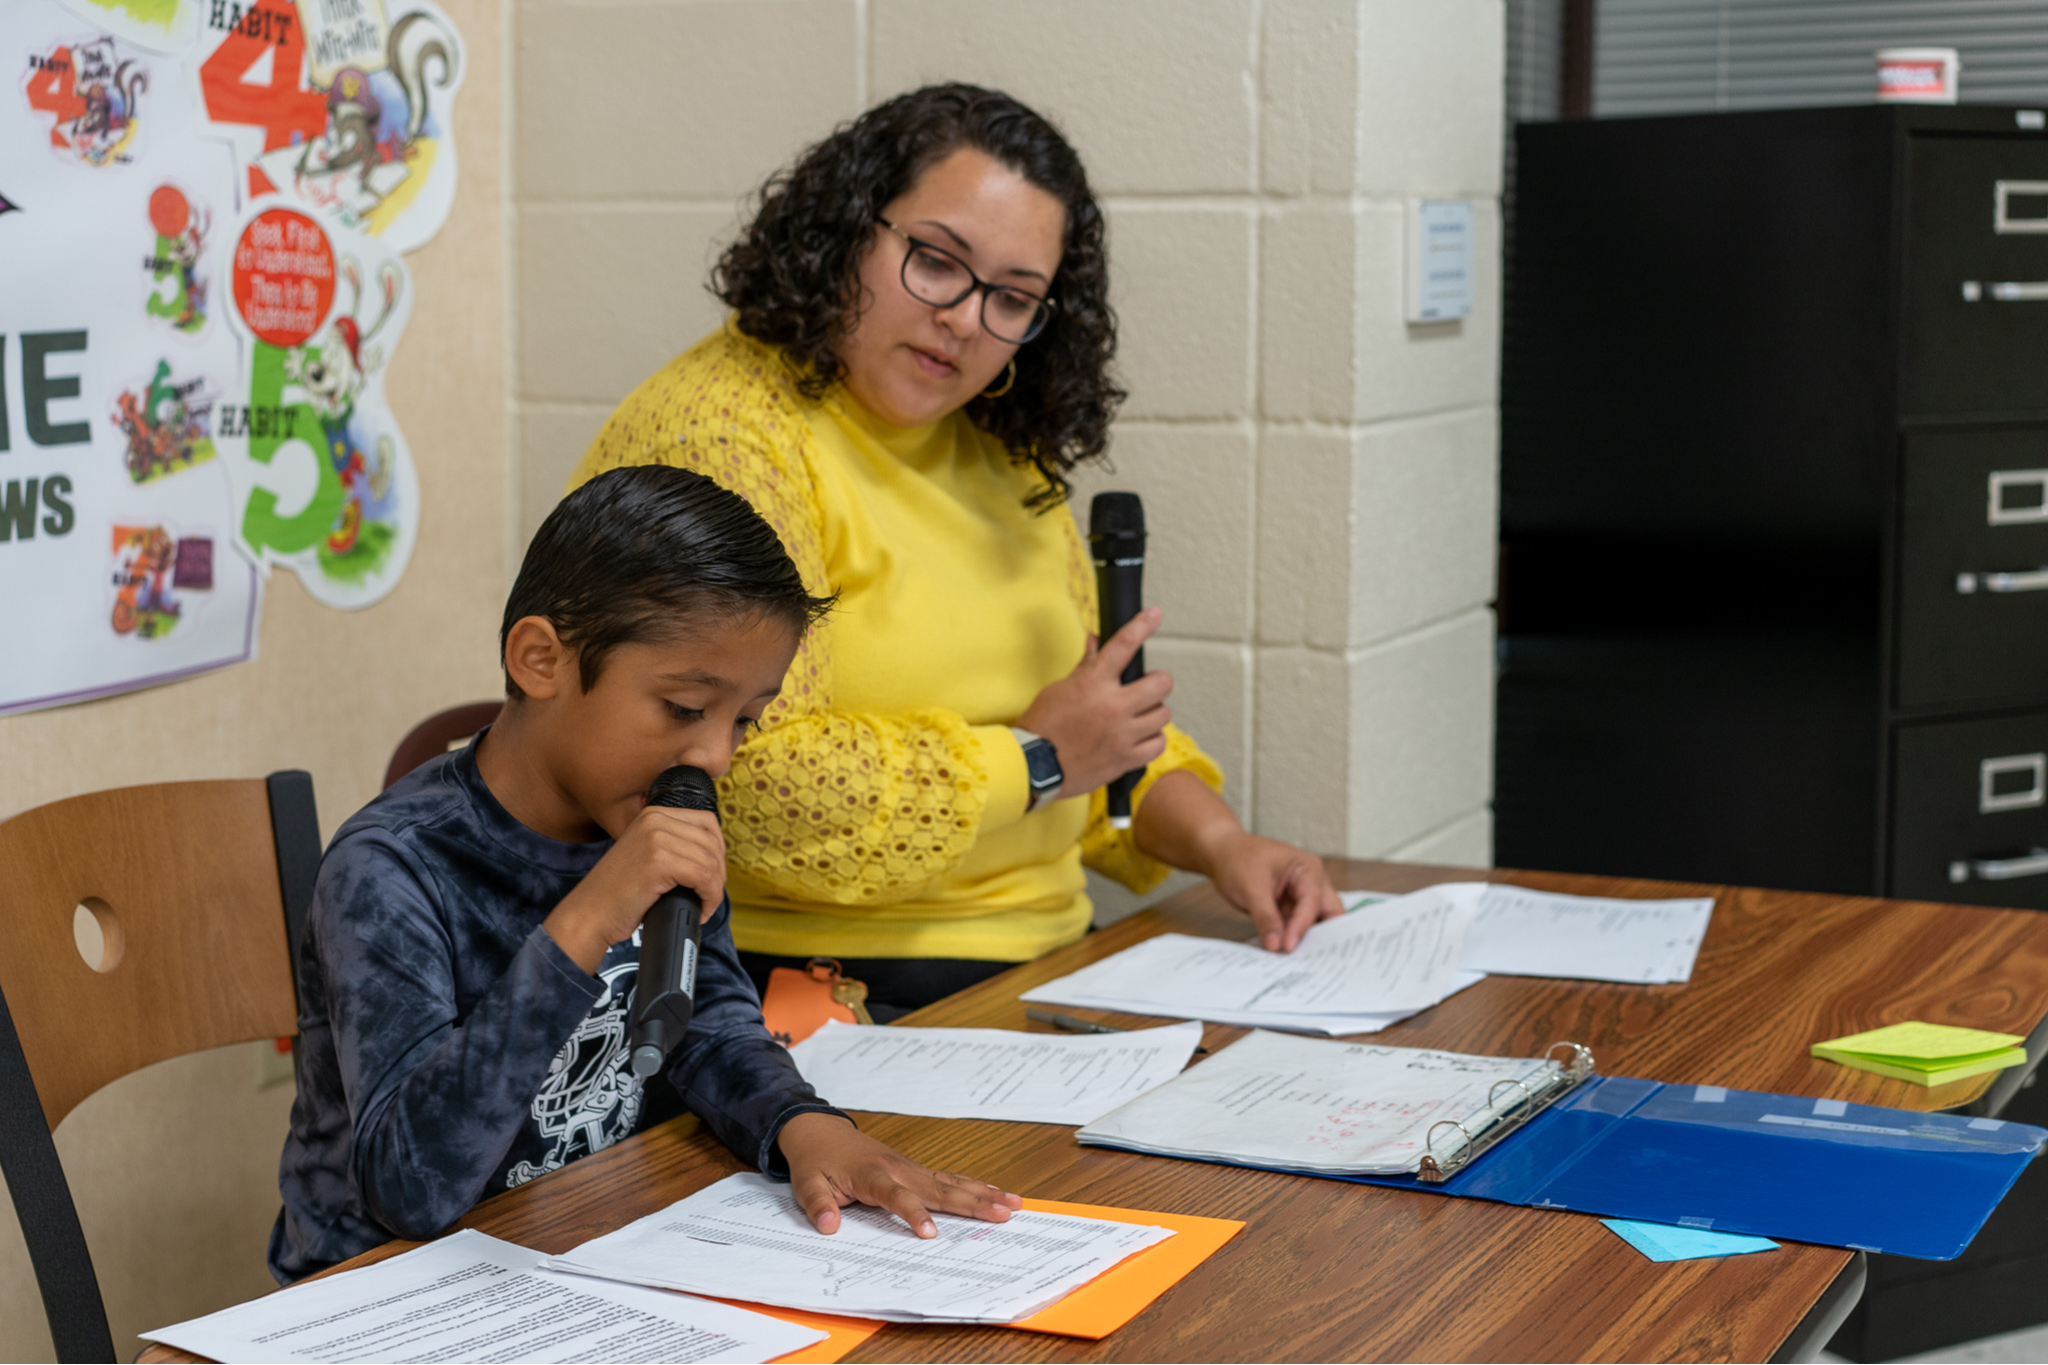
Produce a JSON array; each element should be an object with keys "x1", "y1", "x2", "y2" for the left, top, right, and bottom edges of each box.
[
  {"x1": 544, "y1": 1173, "x2": 1175, "y2": 1325},
  {"x1": 1025, "y1": 882, "x2": 1717, "y2": 1036},
  {"x1": 1462, "y1": 885, "x2": 1714, "y2": 984},
  {"x1": 789, "y1": 1020, "x2": 1203, "y2": 1124},
  {"x1": 1077, "y1": 1030, "x2": 1555, "y2": 1176},
  {"x1": 141, "y1": 1230, "x2": 824, "y2": 1364},
  {"x1": 1022, "y1": 883, "x2": 1484, "y2": 1033}
]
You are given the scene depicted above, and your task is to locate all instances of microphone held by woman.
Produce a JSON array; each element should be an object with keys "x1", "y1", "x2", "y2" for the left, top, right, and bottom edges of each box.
[{"x1": 1089, "y1": 492, "x2": 1148, "y2": 829}]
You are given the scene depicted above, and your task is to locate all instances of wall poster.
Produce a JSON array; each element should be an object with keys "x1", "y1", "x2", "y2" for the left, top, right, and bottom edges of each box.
[{"x1": 0, "y1": 0, "x2": 460, "y2": 716}]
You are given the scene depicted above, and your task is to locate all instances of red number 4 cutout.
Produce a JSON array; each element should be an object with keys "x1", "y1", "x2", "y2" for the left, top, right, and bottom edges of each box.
[
  {"x1": 199, "y1": 0, "x2": 326, "y2": 191},
  {"x1": 24, "y1": 49, "x2": 87, "y2": 147}
]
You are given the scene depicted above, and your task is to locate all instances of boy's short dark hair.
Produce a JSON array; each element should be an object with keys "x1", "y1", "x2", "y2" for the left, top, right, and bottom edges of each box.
[{"x1": 502, "y1": 465, "x2": 834, "y2": 697}]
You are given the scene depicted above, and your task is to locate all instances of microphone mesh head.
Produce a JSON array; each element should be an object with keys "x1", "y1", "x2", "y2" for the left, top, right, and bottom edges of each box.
[
  {"x1": 1089, "y1": 491, "x2": 1144, "y2": 537},
  {"x1": 647, "y1": 766, "x2": 721, "y2": 818}
]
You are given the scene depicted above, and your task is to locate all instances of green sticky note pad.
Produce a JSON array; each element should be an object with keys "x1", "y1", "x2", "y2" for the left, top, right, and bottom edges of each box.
[
  {"x1": 1814, "y1": 1021, "x2": 2023, "y2": 1061},
  {"x1": 1602, "y1": 1219, "x2": 1779, "y2": 1262}
]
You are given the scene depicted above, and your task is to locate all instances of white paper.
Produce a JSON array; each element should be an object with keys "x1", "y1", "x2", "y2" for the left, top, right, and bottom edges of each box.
[
  {"x1": 1463, "y1": 884, "x2": 1714, "y2": 984},
  {"x1": 1023, "y1": 883, "x2": 1480, "y2": 1024},
  {"x1": 789, "y1": 1019, "x2": 1202, "y2": 1124},
  {"x1": 1067, "y1": 974, "x2": 1487, "y2": 1036},
  {"x1": 545, "y1": 1172, "x2": 1174, "y2": 1324},
  {"x1": 140, "y1": 1228, "x2": 824, "y2": 1364},
  {"x1": 1078, "y1": 1030, "x2": 1555, "y2": 1176}
]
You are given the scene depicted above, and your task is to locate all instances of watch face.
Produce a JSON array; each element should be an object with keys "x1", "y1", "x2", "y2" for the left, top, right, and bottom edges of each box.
[{"x1": 1024, "y1": 739, "x2": 1063, "y2": 791}]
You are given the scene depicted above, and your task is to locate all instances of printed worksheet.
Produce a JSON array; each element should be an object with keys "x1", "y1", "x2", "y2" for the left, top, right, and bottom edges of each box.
[
  {"x1": 1077, "y1": 1030, "x2": 1555, "y2": 1176},
  {"x1": 140, "y1": 1229, "x2": 823, "y2": 1364},
  {"x1": 789, "y1": 1019, "x2": 1203, "y2": 1124},
  {"x1": 1463, "y1": 885, "x2": 1714, "y2": 984},
  {"x1": 544, "y1": 1173, "x2": 1174, "y2": 1324},
  {"x1": 1022, "y1": 882, "x2": 1481, "y2": 1021},
  {"x1": 1103, "y1": 977, "x2": 1485, "y2": 1036}
]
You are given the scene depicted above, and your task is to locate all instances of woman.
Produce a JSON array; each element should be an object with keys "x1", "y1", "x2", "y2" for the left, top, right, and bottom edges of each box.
[{"x1": 569, "y1": 84, "x2": 1342, "y2": 1017}]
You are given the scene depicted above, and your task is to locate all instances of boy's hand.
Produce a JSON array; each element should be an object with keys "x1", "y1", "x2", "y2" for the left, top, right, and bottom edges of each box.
[
  {"x1": 543, "y1": 804, "x2": 724, "y2": 974},
  {"x1": 777, "y1": 1112, "x2": 1022, "y2": 1238}
]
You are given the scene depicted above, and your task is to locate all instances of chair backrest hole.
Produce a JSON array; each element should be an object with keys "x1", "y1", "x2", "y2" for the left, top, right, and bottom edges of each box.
[{"x1": 74, "y1": 898, "x2": 125, "y2": 973}]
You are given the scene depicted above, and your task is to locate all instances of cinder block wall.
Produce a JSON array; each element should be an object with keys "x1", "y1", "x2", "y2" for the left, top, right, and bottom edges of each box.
[{"x1": 513, "y1": 0, "x2": 1504, "y2": 917}]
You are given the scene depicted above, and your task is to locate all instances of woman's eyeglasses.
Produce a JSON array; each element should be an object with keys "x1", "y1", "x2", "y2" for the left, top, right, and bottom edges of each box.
[{"x1": 878, "y1": 219, "x2": 1055, "y2": 345}]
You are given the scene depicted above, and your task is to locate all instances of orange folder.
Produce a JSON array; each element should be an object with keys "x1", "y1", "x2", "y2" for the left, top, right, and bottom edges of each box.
[
  {"x1": 1011, "y1": 1198, "x2": 1244, "y2": 1339},
  {"x1": 746, "y1": 1197, "x2": 1245, "y2": 1359},
  {"x1": 720, "y1": 1301, "x2": 880, "y2": 1365}
]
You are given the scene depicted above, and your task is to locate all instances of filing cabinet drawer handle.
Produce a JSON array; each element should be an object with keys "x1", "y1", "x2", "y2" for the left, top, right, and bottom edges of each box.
[
  {"x1": 1950, "y1": 849, "x2": 2048, "y2": 883},
  {"x1": 1980, "y1": 753, "x2": 2046, "y2": 813},
  {"x1": 1989, "y1": 470, "x2": 2048, "y2": 525},
  {"x1": 1961, "y1": 281, "x2": 2048, "y2": 301},
  {"x1": 1955, "y1": 568, "x2": 2048, "y2": 593}
]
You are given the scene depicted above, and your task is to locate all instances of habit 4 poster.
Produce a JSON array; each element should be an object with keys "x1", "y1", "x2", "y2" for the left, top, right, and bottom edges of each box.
[{"x1": 0, "y1": 0, "x2": 459, "y2": 716}]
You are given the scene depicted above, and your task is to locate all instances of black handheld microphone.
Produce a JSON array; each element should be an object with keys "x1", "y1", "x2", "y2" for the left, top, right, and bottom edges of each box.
[
  {"x1": 1089, "y1": 491, "x2": 1147, "y2": 830},
  {"x1": 629, "y1": 765, "x2": 721, "y2": 1079}
]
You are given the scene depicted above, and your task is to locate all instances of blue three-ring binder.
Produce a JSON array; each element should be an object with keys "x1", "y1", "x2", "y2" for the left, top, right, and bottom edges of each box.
[{"x1": 1348, "y1": 1071, "x2": 2045, "y2": 1260}]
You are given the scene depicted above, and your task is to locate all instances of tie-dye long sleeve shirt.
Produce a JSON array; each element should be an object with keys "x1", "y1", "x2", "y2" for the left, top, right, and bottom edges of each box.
[{"x1": 268, "y1": 735, "x2": 842, "y2": 1283}]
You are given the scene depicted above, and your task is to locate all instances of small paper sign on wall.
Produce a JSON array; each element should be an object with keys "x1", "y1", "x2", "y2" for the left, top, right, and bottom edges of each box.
[{"x1": 1406, "y1": 198, "x2": 1473, "y2": 324}]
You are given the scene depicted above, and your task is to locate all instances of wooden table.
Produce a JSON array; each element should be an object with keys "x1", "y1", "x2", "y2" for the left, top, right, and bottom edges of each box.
[{"x1": 144, "y1": 861, "x2": 2048, "y2": 1364}]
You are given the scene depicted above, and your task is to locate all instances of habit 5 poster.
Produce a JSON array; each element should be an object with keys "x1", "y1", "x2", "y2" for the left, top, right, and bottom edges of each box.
[{"x1": 0, "y1": 0, "x2": 459, "y2": 716}]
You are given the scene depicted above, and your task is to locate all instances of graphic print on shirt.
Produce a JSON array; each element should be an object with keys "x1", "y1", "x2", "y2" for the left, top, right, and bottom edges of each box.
[{"x1": 505, "y1": 956, "x2": 642, "y2": 1188}]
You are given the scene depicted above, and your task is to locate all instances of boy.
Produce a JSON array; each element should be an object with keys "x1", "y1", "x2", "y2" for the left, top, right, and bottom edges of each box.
[{"x1": 271, "y1": 465, "x2": 1020, "y2": 1282}]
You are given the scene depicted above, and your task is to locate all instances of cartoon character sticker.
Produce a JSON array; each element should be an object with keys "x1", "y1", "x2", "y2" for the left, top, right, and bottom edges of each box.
[
  {"x1": 221, "y1": 199, "x2": 417, "y2": 608},
  {"x1": 144, "y1": 183, "x2": 213, "y2": 334},
  {"x1": 108, "y1": 524, "x2": 214, "y2": 637},
  {"x1": 196, "y1": 0, "x2": 462, "y2": 252},
  {"x1": 285, "y1": 258, "x2": 401, "y2": 565},
  {"x1": 23, "y1": 36, "x2": 148, "y2": 167},
  {"x1": 110, "y1": 361, "x2": 218, "y2": 483}
]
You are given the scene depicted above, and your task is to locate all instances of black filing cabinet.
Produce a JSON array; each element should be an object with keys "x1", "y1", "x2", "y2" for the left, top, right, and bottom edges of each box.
[
  {"x1": 1502, "y1": 102, "x2": 2048, "y2": 912},
  {"x1": 1500, "y1": 105, "x2": 2048, "y2": 1360}
]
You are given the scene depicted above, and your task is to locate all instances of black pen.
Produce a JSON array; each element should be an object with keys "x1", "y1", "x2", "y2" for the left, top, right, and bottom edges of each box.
[{"x1": 1025, "y1": 1006, "x2": 1208, "y2": 1054}]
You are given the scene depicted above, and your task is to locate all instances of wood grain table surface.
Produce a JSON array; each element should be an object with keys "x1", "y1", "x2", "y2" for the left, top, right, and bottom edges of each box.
[{"x1": 140, "y1": 860, "x2": 2048, "y2": 1364}]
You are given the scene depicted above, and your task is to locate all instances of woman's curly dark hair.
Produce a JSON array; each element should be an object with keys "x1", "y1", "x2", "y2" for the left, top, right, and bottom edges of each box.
[{"x1": 713, "y1": 83, "x2": 1123, "y2": 509}]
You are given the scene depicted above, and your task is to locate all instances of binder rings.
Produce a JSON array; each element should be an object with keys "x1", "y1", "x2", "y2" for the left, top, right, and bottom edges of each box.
[{"x1": 1344, "y1": 1044, "x2": 2046, "y2": 1261}]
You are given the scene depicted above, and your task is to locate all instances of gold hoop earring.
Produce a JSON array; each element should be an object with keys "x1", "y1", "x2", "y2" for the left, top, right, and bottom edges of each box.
[{"x1": 981, "y1": 359, "x2": 1017, "y2": 399}]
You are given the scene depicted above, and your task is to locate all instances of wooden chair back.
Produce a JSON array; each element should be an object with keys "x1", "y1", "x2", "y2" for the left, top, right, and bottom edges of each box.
[
  {"x1": 384, "y1": 700, "x2": 503, "y2": 789},
  {"x1": 0, "y1": 778, "x2": 308, "y2": 1129},
  {"x1": 0, "y1": 772, "x2": 319, "y2": 1362}
]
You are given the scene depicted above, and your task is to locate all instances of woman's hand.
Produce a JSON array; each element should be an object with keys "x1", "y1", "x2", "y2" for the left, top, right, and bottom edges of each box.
[
  {"x1": 777, "y1": 1112, "x2": 1023, "y2": 1237},
  {"x1": 1017, "y1": 607, "x2": 1173, "y2": 797},
  {"x1": 1202, "y1": 832, "x2": 1346, "y2": 952},
  {"x1": 1132, "y1": 769, "x2": 1345, "y2": 952}
]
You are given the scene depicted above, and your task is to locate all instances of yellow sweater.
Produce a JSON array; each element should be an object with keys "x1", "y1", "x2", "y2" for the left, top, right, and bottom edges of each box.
[{"x1": 568, "y1": 327, "x2": 1222, "y2": 961}]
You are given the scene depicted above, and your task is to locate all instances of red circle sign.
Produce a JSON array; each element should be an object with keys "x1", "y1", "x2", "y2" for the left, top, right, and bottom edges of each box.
[
  {"x1": 231, "y1": 208, "x2": 335, "y2": 348},
  {"x1": 149, "y1": 184, "x2": 189, "y2": 238}
]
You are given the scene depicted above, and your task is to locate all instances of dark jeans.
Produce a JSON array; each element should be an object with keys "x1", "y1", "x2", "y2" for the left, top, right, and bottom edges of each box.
[{"x1": 738, "y1": 952, "x2": 1021, "y2": 1023}]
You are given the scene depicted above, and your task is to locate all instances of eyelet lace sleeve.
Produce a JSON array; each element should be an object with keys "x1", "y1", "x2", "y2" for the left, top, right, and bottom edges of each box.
[{"x1": 569, "y1": 333, "x2": 1005, "y2": 906}]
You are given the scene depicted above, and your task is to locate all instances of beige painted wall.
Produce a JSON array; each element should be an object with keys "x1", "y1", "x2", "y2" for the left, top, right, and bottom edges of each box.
[
  {"x1": 0, "y1": 0, "x2": 507, "y2": 1353},
  {"x1": 512, "y1": 0, "x2": 1504, "y2": 921}
]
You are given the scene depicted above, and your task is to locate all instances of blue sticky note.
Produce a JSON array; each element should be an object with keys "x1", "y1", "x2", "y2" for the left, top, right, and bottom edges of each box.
[{"x1": 1601, "y1": 1219, "x2": 1780, "y2": 1262}]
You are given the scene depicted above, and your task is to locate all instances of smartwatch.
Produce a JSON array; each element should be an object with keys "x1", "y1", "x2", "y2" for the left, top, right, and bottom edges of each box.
[{"x1": 1009, "y1": 727, "x2": 1065, "y2": 812}]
